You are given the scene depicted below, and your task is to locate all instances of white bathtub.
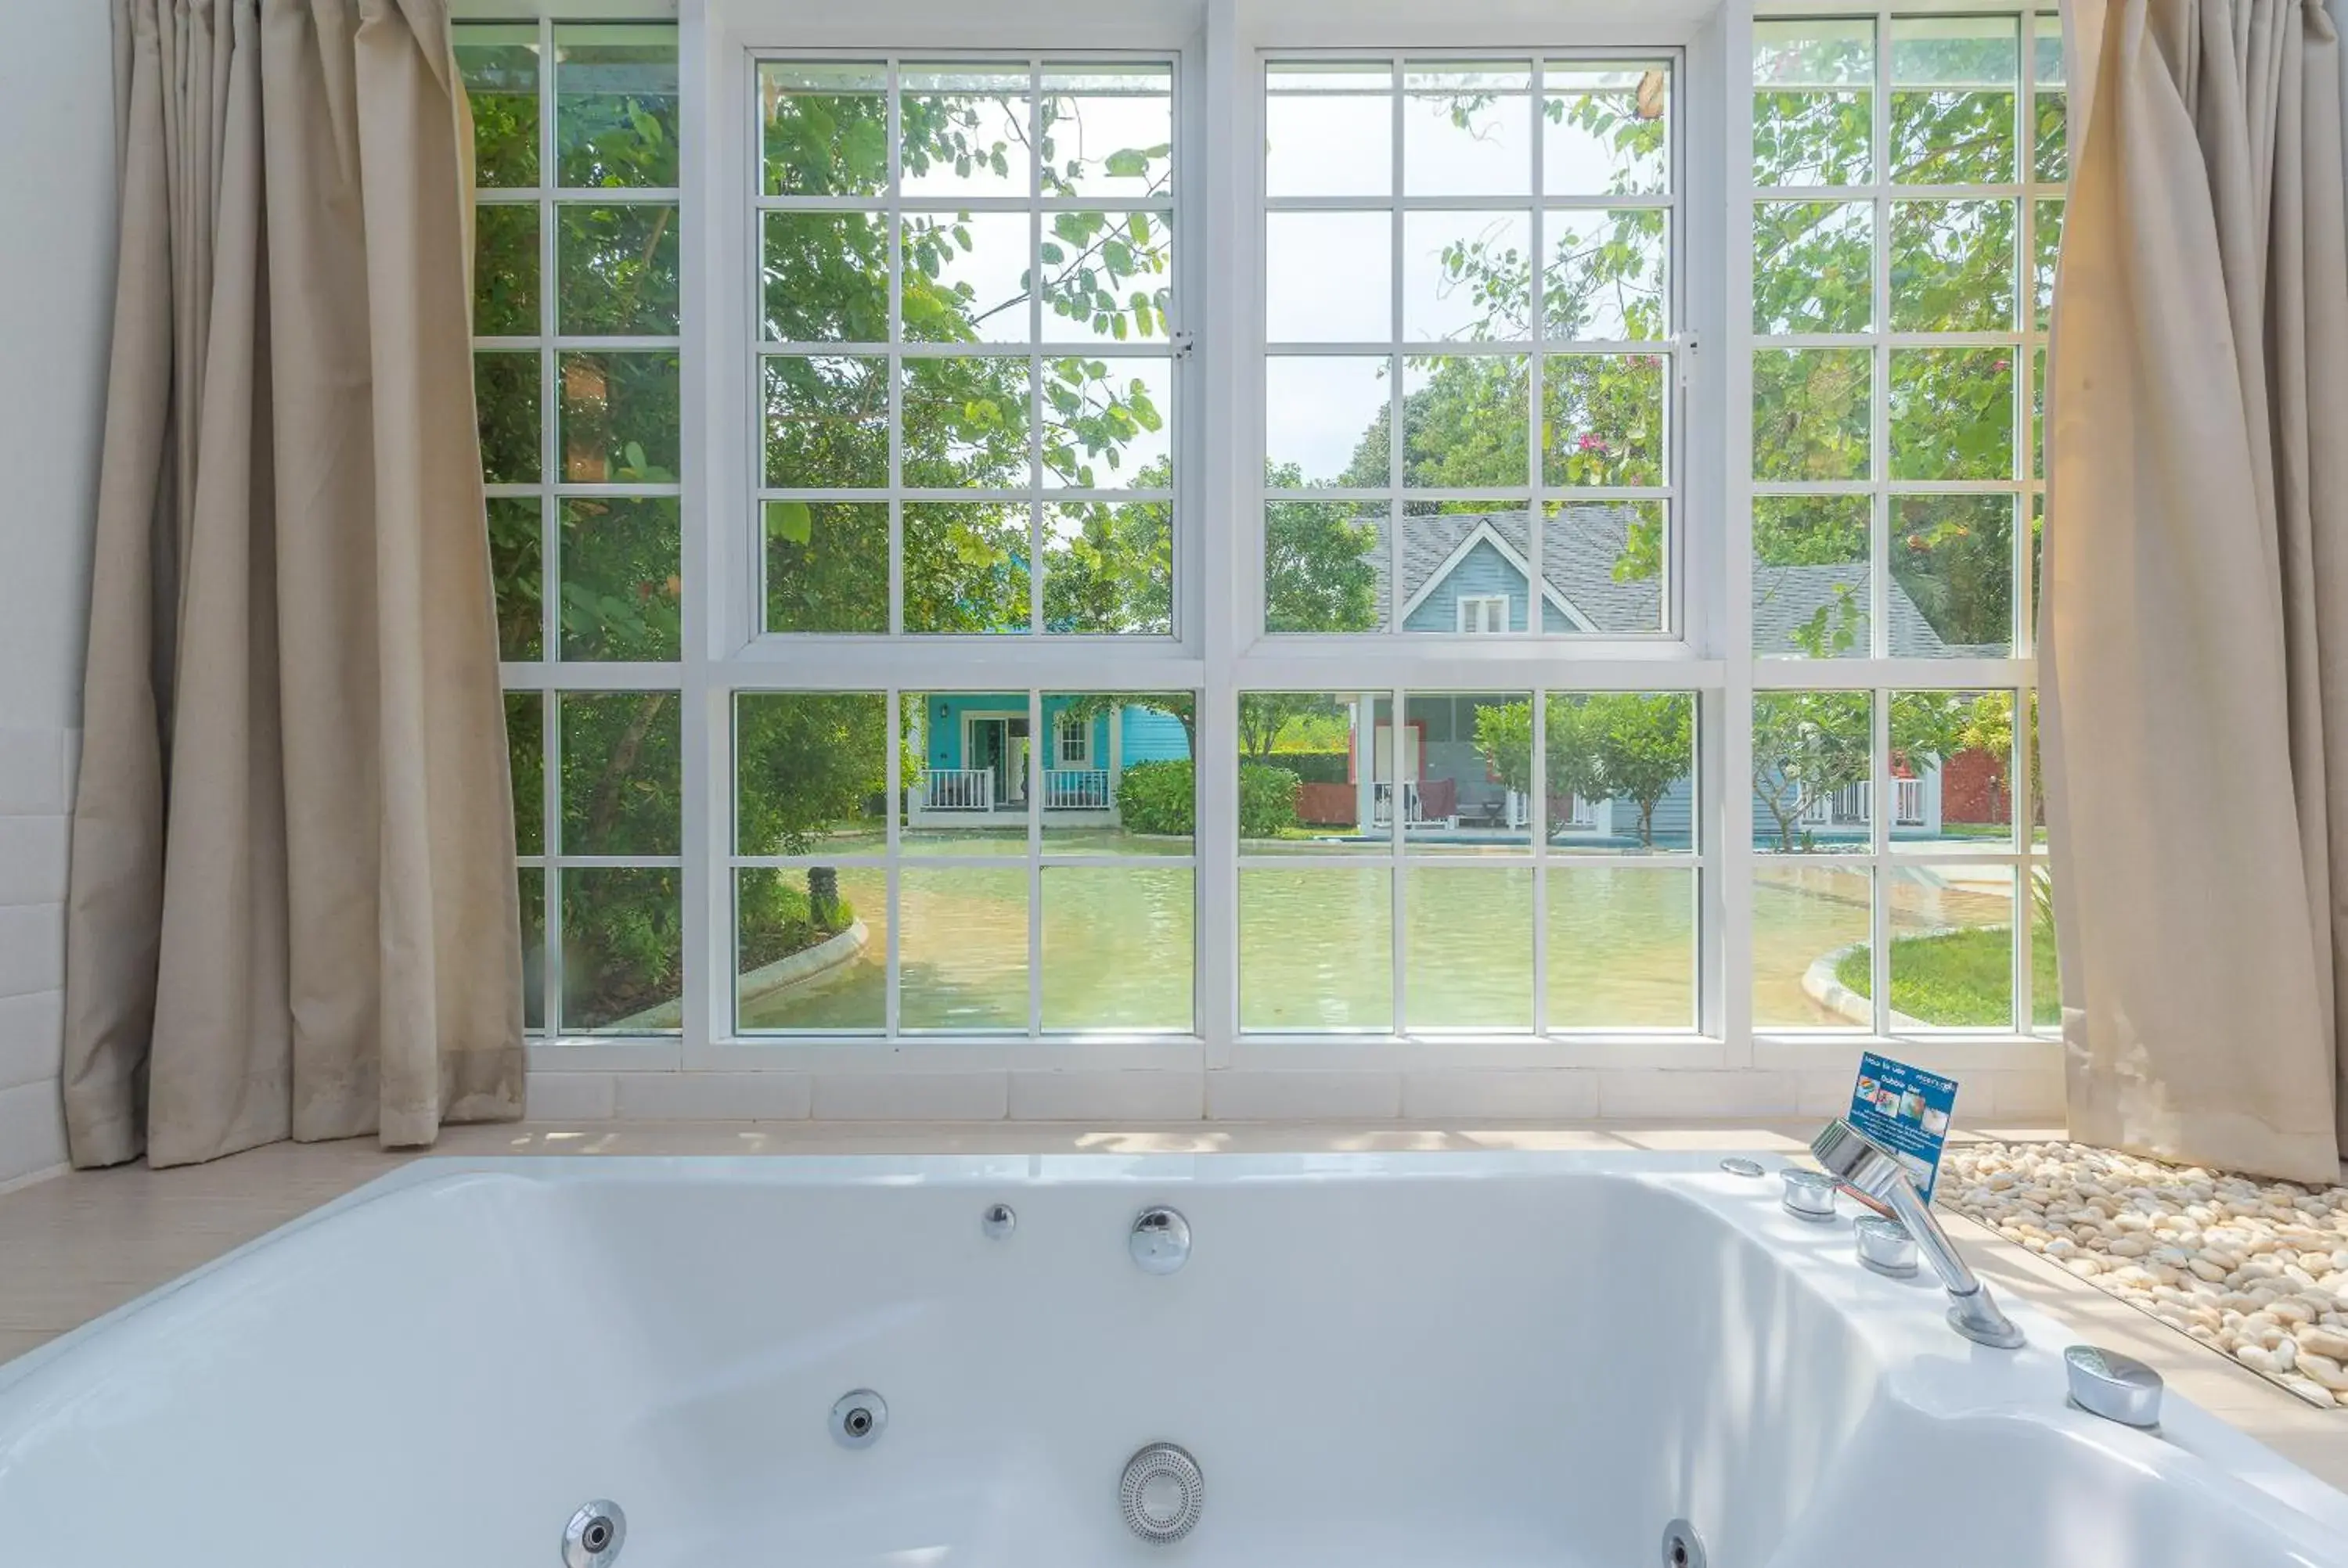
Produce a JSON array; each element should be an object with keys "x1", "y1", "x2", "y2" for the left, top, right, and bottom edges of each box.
[{"x1": 3, "y1": 1153, "x2": 2346, "y2": 1566}]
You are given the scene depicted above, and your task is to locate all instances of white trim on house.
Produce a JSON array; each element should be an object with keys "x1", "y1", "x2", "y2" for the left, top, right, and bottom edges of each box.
[{"x1": 1394, "y1": 519, "x2": 1600, "y2": 633}]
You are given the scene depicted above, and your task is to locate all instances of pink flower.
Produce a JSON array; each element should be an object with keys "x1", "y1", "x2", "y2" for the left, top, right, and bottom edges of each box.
[{"x1": 1576, "y1": 433, "x2": 1610, "y2": 453}]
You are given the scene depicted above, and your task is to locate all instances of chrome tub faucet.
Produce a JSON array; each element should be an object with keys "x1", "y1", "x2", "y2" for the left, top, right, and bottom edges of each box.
[{"x1": 1811, "y1": 1118, "x2": 2026, "y2": 1350}]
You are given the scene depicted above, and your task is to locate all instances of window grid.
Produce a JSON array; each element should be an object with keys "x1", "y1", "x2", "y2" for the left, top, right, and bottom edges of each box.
[
  {"x1": 751, "y1": 56, "x2": 1179, "y2": 639},
  {"x1": 1748, "y1": 10, "x2": 2053, "y2": 1039},
  {"x1": 1261, "y1": 54, "x2": 1681, "y2": 638}
]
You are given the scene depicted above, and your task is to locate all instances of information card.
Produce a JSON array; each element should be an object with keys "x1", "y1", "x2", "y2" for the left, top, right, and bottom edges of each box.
[{"x1": 1847, "y1": 1052, "x2": 1959, "y2": 1203}]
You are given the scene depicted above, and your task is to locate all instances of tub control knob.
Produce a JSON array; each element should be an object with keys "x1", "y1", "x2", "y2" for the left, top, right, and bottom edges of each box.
[
  {"x1": 1853, "y1": 1215, "x2": 1919, "y2": 1278},
  {"x1": 1780, "y1": 1167, "x2": 1839, "y2": 1223},
  {"x1": 1130, "y1": 1206, "x2": 1191, "y2": 1274},
  {"x1": 2065, "y1": 1344, "x2": 2163, "y2": 1429}
]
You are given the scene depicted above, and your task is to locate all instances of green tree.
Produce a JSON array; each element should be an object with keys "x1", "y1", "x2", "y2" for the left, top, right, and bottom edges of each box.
[
  {"x1": 1751, "y1": 692, "x2": 1871, "y2": 851},
  {"x1": 1475, "y1": 693, "x2": 1691, "y2": 846}
]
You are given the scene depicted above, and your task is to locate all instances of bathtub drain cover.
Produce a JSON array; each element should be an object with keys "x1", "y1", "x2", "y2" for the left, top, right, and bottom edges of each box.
[{"x1": 1120, "y1": 1442, "x2": 1204, "y2": 1543}]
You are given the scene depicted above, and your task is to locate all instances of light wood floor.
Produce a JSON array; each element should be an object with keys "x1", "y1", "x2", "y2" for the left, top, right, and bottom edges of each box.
[{"x1": 3, "y1": 1118, "x2": 2343, "y2": 1491}]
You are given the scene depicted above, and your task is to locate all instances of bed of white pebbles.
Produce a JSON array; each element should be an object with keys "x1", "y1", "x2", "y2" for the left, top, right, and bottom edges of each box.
[{"x1": 1939, "y1": 1141, "x2": 2348, "y2": 1409}]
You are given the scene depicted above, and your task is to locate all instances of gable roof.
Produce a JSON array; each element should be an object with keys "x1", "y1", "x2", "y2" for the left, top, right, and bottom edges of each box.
[{"x1": 1373, "y1": 506, "x2": 1998, "y2": 656}]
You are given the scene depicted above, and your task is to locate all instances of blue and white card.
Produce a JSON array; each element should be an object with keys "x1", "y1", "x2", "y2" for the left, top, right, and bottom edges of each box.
[{"x1": 1847, "y1": 1052, "x2": 1959, "y2": 1202}]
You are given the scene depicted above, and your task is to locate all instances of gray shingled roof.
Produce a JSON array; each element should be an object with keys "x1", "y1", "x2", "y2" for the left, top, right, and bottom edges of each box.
[{"x1": 1372, "y1": 507, "x2": 1986, "y2": 655}]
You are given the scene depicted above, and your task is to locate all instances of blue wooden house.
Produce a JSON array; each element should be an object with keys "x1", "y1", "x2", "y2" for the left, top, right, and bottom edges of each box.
[{"x1": 905, "y1": 696, "x2": 1190, "y2": 827}]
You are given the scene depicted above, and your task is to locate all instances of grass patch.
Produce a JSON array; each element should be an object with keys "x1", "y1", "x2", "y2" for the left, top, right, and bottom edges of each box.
[{"x1": 1838, "y1": 925, "x2": 2058, "y2": 1027}]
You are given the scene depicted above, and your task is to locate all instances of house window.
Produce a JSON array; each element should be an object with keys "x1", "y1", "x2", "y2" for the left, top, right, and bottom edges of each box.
[
  {"x1": 462, "y1": 4, "x2": 2049, "y2": 1059},
  {"x1": 1457, "y1": 595, "x2": 1510, "y2": 634},
  {"x1": 1262, "y1": 56, "x2": 1676, "y2": 637}
]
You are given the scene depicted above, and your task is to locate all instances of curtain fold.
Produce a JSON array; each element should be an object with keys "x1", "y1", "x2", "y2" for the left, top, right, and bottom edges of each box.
[
  {"x1": 2044, "y1": 0, "x2": 2348, "y2": 1181},
  {"x1": 63, "y1": 0, "x2": 522, "y2": 1170}
]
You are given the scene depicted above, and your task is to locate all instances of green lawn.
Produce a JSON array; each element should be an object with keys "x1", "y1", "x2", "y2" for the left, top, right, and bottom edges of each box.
[{"x1": 1838, "y1": 926, "x2": 2059, "y2": 1028}]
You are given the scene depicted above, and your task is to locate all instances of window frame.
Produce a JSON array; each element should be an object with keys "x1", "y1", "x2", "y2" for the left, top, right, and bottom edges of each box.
[{"x1": 470, "y1": 0, "x2": 2055, "y2": 1081}]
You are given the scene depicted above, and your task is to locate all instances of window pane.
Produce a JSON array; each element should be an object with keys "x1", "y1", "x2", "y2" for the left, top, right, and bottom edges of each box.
[
  {"x1": 1043, "y1": 502, "x2": 1171, "y2": 635},
  {"x1": 736, "y1": 865, "x2": 884, "y2": 1031},
  {"x1": 488, "y1": 498, "x2": 542, "y2": 660},
  {"x1": 903, "y1": 694, "x2": 1034, "y2": 851},
  {"x1": 764, "y1": 355, "x2": 889, "y2": 488},
  {"x1": 764, "y1": 500, "x2": 888, "y2": 634},
  {"x1": 1891, "y1": 494, "x2": 2015, "y2": 655},
  {"x1": 903, "y1": 502, "x2": 1031, "y2": 635},
  {"x1": 1406, "y1": 866, "x2": 1533, "y2": 1030},
  {"x1": 1753, "y1": 498, "x2": 1868, "y2": 664},
  {"x1": 1404, "y1": 210, "x2": 1530, "y2": 342},
  {"x1": 1403, "y1": 692, "x2": 1535, "y2": 850},
  {"x1": 1754, "y1": 201, "x2": 1871, "y2": 334},
  {"x1": 1752, "y1": 691, "x2": 1873, "y2": 854},
  {"x1": 1239, "y1": 693, "x2": 1385, "y2": 851},
  {"x1": 1043, "y1": 866, "x2": 1194, "y2": 1031},
  {"x1": 1752, "y1": 20, "x2": 1874, "y2": 188},
  {"x1": 518, "y1": 869, "x2": 546, "y2": 1032},
  {"x1": 1403, "y1": 63, "x2": 1532, "y2": 196},
  {"x1": 1753, "y1": 864, "x2": 1871, "y2": 1028},
  {"x1": 2032, "y1": 346, "x2": 2047, "y2": 480},
  {"x1": 2028, "y1": 860, "x2": 2058, "y2": 1024},
  {"x1": 1548, "y1": 866, "x2": 1695, "y2": 1027},
  {"x1": 763, "y1": 212, "x2": 890, "y2": 343},
  {"x1": 1040, "y1": 66, "x2": 1174, "y2": 200},
  {"x1": 761, "y1": 63, "x2": 888, "y2": 197},
  {"x1": 1870, "y1": 865, "x2": 2018, "y2": 1029},
  {"x1": 457, "y1": 27, "x2": 541, "y2": 189},
  {"x1": 1544, "y1": 63, "x2": 1670, "y2": 196},
  {"x1": 734, "y1": 692, "x2": 889, "y2": 856},
  {"x1": 1753, "y1": 349, "x2": 1869, "y2": 481},
  {"x1": 2034, "y1": 17, "x2": 2069, "y2": 184},
  {"x1": 1268, "y1": 212, "x2": 1392, "y2": 343},
  {"x1": 559, "y1": 498, "x2": 680, "y2": 660},
  {"x1": 555, "y1": 25, "x2": 678, "y2": 189},
  {"x1": 902, "y1": 66, "x2": 1032, "y2": 199},
  {"x1": 1043, "y1": 210, "x2": 1172, "y2": 343},
  {"x1": 506, "y1": 692, "x2": 542, "y2": 856},
  {"x1": 560, "y1": 867, "x2": 682, "y2": 1032},
  {"x1": 1889, "y1": 348, "x2": 2013, "y2": 481},
  {"x1": 900, "y1": 867, "x2": 1029, "y2": 1029},
  {"x1": 1266, "y1": 357, "x2": 1388, "y2": 487},
  {"x1": 1042, "y1": 692, "x2": 1194, "y2": 847},
  {"x1": 560, "y1": 691, "x2": 681, "y2": 856},
  {"x1": 1266, "y1": 65, "x2": 1393, "y2": 199},
  {"x1": 1241, "y1": 866, "x2": 1392, "y2": 1030},
  {"x1": 474, "y1": 203, "x2": 538, "y2": 336},
  {"x1": 2034, "y1": 199, "x2": 2062, "y2": 329},
  {"x1": 1545, "y1": 692, "x2": 1696, "y2": 851},
  {"x1": 476, "y1": 351, "x2": 541, "y2": 484},
  {"x1": 904, "y1": 356, "x2": 1036, "y2": 487},
  {"x1": 1890, "y1": 689, "x2": 2018, "y2": 848},
  {"x1": 903, "y1": 210, "x2": 1033, "y2": 344},
  {"x1": 1403, "y1": 354, "x2": 1528, "y2": 485},
  {"x1": 1044, "y1": 355, "x2": 1171, "y2": 489},
  {"x1": 1546, "y1": 209, "x2": 1666, "y2": 340},
  {"x1": 1889, "y1": 16, "x2": 2017, "y2": 184},
  {"x1": 559, "y1": 351, "x2": 680, "y2": 481},
  {"x1": 556, "y1": 203, "x2": 679, "y2": 335},
  {"x1": 1889, "y1": 200, "x2": 2015, "y2": 332},
  {"x1": 1543, "y1": 354, "x2": 1664, "y2": 486},
  {"x1": 1265, "y1": 501, "x2": 1385, "y2": 632},
  {"x1": 1400, "y1": 507, "x2": 1528, "y2": 633},
  {"x1": 1541, "y1": 502, "x2": 1666, "y2": 634}
]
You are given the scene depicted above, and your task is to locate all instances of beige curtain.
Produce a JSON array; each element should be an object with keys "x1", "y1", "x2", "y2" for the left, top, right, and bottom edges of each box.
[
  {"x1": 62, "y1": 0, "x2": 523, "y2": 1170},
  {"x1": 2044, "y1": 0, "x2": 2348, "y2": 1181}
]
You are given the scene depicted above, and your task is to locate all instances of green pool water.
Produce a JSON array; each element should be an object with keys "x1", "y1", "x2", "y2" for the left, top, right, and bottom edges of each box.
[{"x1": 735, "y1": 837, "x2": 2030, "y2": 1034}]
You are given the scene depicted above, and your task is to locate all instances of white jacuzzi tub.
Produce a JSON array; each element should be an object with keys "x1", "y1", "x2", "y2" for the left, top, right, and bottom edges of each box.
[{"x1": 2, "y1": 1153, "x2": 2345, "y2": 1566}]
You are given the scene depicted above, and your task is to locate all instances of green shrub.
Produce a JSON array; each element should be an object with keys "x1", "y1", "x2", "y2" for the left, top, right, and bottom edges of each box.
[
  {"x1": 1269, "y1": 749, "x2": 1350, "y2": 785},
  {"x1": 1116, "y1": 758, "x2": 1301, "y2": 837},
  {"x1": 1118, "y1": 759, "x2": 1195, "y2": 835},
  {"x1": 1240, "y1": 761, "x2": 1300, "y2": 837}
]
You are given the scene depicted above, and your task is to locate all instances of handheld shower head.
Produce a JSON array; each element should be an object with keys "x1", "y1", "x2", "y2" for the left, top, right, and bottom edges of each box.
[{"x1": 1809, "y1": 1119, "x2": 2026, "y2": 1350}]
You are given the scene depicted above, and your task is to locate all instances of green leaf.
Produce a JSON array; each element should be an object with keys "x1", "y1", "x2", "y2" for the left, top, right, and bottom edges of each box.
[
  {"x1": 770, "y1": 499, "x2": 812, "y2": 546},
  {"x1": 1104, "y1": 148, "x2": 1149, "y2": 178}
]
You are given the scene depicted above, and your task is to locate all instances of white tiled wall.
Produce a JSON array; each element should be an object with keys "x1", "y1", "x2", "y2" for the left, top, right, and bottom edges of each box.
[{"x1": 0, "y1": 728, "x2": 72, "y2": 1188}]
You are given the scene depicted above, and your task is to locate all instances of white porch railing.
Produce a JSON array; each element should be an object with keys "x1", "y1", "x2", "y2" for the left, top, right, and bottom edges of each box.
[
  {"x1": 920, "y1": 768, "x2": 993, "y2": 811},
  {"x1": 1797, "y1": 779, "x2": 1927, "y2": 827},
  {"x1": 1560, "y1": 793, "x2": 1597, "y2": 829},
  {"x1": 1893, "y1": 776, "x2": 1925, "y2": 825},
  {"x1": 1371, "y1": 780, "x2": 1446, "y2": 828},
  {"x1": 1043, "y1": 768, "x2": 1111, "y2": 810}
]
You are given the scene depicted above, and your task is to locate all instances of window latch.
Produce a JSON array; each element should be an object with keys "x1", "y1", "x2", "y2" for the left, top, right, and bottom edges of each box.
[{"x1": 1172, "y1": 328, "x2": 1197, "y2": 361}]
